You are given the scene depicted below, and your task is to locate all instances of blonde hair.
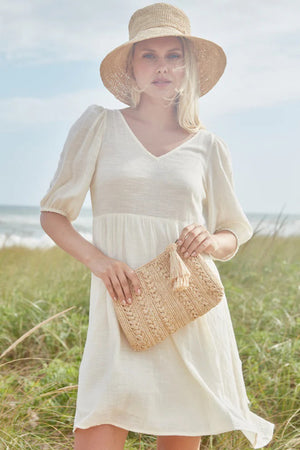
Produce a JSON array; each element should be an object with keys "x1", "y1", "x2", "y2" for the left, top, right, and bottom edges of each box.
[{"x1": 126, "y1": 37, "x2": 206, "y2": 133}]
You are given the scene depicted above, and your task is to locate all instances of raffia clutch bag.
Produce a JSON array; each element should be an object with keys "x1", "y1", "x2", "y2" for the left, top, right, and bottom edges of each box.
[{"x1": 112, "y1": 242, "x2": 225, "y2": 351}]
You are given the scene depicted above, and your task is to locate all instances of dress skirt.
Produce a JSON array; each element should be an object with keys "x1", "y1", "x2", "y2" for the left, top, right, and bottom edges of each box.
[{"x1": 73, "y1": 212, "x2": 274, "y2": 449}]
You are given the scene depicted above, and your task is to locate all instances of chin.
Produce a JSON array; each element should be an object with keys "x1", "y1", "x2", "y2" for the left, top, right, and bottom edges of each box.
[{"x1": 144, "y1": 87, "x2": 178, "y2": 101}]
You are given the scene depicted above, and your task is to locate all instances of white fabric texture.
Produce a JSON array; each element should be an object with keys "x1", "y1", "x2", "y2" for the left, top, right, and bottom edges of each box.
[{"x1": 40, "y1": 105, "x2": 274, "y2": 448}]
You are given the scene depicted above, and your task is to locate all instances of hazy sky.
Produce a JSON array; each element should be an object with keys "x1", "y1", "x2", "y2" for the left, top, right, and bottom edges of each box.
[{"x1": 0, "y1": 0, "x2": 299, "y2": 214}]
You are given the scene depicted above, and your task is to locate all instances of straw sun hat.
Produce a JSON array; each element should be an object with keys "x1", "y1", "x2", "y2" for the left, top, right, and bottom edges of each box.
[{"x1": 99, "y1": 2, "x2": 227, "y2": 105}]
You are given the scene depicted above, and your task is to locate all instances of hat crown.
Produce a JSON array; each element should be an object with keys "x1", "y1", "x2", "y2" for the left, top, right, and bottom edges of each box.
[{"x1": 128, "y1": 3, "x2": 191, "y2": 40}]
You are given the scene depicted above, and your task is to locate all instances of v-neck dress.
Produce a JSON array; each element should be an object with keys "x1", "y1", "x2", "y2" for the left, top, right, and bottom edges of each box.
[{"x1": 40, "y1": 105, "x2": 274, "y2": 448}]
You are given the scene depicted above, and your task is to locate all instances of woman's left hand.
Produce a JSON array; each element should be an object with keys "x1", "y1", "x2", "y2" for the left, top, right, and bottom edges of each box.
[{"x1": 176, "y1": 223, "x2": 219, "y2": 258}]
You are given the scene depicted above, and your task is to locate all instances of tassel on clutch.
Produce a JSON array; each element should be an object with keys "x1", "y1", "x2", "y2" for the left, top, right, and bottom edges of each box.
[{"x1": 112, "y1": 242, "x2": 225, "y2": 351}]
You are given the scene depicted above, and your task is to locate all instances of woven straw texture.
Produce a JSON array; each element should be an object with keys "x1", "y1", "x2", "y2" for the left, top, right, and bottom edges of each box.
[{"x1": 113, "y1": 243, "x2": 225, "y2": 351}]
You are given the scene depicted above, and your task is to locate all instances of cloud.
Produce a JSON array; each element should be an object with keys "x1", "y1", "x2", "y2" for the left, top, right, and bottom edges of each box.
[
  {"x1": 1, "y1": 0, "x2": 299, "y2": 62},
  {"x1": 0, "y1": 0, "x2": 299, "y2": 129},
  {"x1": 0, "y1": 87, "x2": 125, "y2": 132},
  {"x1": 0, "y1": 0, "x2": 142, "y2": 63}
]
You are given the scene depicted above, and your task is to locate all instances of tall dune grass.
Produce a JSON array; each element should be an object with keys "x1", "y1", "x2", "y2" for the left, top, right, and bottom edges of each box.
[{"x1": 0, "y1": 232, "x2": 299, "y2": 449}]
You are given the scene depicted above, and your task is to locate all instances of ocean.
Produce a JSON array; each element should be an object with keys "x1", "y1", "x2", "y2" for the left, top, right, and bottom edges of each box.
[{"x1": 0, "y1": 204, "x2": 299, "y2": 249}]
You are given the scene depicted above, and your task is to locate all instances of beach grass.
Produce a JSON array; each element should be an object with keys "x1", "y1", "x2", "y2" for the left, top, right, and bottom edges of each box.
[{"x1": 0, "y1": 233, "x2": 299, "y2": 449}]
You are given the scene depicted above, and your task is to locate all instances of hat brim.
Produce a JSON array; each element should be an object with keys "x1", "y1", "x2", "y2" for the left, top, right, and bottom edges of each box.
[{"x1": 100, "y1": 29, "x2": 227, "y2": 105}]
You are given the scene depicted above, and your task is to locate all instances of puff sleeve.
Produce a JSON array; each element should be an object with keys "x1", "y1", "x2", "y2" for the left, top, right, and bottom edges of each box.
[
  {"x1": 205, "y1": 135, "x2": 253, "y2": 261},
  {"x1": 40, "y1": 105, "x2": 107, "y2": 222}
]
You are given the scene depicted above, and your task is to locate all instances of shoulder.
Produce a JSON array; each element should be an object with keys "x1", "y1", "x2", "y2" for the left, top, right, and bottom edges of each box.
[
  {"x1": 201, "y1": 129, "x2": 231, "y2": 162},
  {"x1": 69, "y1": 104, "x2": 107, "y2": 134},
  {"x1": 80, "y1": 104, "x2": 107, "y2": 122},
  {"x1": 198, "y1": 129, "x2": 233, "y2": 176}
]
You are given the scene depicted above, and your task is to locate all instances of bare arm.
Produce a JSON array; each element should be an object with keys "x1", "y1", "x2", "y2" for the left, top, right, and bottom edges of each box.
[
  {"x1": 40, "y1": 211, "x2": 142, "y2": 304},
  {"x1": 40, "y1": 211, "x2": 104, "y2": 268}
]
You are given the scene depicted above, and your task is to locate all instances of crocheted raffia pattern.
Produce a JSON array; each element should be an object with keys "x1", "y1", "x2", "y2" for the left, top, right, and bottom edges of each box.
[{"x1": 112, "y1": 245, "x2": 225, "y2": 351}]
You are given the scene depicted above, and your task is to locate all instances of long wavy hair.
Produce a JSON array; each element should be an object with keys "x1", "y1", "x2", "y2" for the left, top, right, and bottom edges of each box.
[{"x1": 126, "y1": 36, "x2": 206, "y2": 133}]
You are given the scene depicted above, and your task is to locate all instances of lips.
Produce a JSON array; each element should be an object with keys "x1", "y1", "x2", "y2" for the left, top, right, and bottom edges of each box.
[{"x1": 152, "y1": 79, "x2": 171, "y2": 84}]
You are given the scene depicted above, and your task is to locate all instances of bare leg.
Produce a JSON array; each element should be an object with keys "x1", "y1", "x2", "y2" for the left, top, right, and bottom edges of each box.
[
  {"x1": 156, "y1": 435, "x2": 201, "y2": 450},
  {"x1": 74, "y1": 424, "x2": 129, "y2": 450}
]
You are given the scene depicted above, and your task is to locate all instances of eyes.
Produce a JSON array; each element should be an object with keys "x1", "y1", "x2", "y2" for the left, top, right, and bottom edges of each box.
[{"x1": 142, "y1": 53, "x2": 183, "y2": 60}]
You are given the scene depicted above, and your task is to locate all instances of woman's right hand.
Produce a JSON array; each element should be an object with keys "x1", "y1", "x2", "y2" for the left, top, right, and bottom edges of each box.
[{"x1": 88, "y1": 254, "x2": 142, "y2": 306}]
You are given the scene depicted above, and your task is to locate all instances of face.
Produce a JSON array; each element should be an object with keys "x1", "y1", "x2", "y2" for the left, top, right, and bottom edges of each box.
[{"x1": 131, "y1": 36, "x2": 185, "y2": 102}]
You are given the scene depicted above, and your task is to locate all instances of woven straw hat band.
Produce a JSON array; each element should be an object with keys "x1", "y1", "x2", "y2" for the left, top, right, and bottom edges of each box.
[{"x1": 128, "y1": 3, "x2": 191, "y2": 39}]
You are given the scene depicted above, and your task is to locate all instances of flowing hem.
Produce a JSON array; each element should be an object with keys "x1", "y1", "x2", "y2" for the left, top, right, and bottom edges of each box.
[{"x1": 73, "y1": 417, "x2": 274, "y2": 449}]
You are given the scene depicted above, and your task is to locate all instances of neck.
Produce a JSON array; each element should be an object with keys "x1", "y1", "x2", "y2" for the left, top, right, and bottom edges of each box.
[{"x1": 134, "y1": 95, "x2": 179, "y2": 130}]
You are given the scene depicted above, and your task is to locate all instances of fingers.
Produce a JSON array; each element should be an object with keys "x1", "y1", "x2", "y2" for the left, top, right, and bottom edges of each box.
[
  {"x1": 177, "y1": 223, "x2": 198, "y2": 247},
  {"x1": 177, "y1": 223, "x2": 204, "y2": 257},
  {"x1": 103, "y1": 275, "x2": 119, "y2": 304},
  {"x1": 125, "y1": 267, "x2": 142, "y2": 297},
  {"x1": 105, "y1": 262, "x2": 142, "y2": 306},
  {"x1": 177, "y1": 223, "x2": 217, "y2": 258},
  {"x1": 110, "y1": 272, "x2": 129, "y2": 305},
  {"x1": 193, "y1": 235, "x2": 218, "y2": 256}
]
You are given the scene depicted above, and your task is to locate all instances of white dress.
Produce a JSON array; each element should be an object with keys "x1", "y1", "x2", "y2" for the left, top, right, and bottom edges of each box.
[{"x1": 40, "y1": 105, "x2": 274, "y2": 448}]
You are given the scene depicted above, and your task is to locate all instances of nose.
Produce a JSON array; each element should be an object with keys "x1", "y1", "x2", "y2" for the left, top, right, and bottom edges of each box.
[
  {"x1": 157, "y1": 65, "x2": 168, "y2": 74},
  {"x1": 156, "y1": 57, "x2": 168, "y2": 73}
]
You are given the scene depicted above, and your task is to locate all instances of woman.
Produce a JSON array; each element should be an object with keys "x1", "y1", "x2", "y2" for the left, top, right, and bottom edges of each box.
[{"x1": 40, "y1": 3, "x2": 274, "y2": 449}]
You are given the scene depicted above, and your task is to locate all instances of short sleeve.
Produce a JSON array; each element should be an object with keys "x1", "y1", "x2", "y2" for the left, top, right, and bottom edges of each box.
[
  {"x1": 40, "y1": 104, "x2": 107, "y2": 222},
  {"x1": 205, "y1": 135, "x2": 253, "y2": 261}
]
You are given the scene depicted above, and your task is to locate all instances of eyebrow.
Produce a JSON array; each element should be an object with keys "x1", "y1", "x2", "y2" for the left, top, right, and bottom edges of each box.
[{"x1": 139, "y1": 47, "x2": 182, "y2": 52}]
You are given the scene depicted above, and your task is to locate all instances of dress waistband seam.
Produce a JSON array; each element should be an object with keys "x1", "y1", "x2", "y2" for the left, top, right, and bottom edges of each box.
[{"x1": 92, "y1": 212, "x2": 190, "y2": 223}]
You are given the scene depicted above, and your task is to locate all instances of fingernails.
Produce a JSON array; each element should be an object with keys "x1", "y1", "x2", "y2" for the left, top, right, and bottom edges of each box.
[
  {"x1": 137, "y1": 289, "x2": 141, "y2": 295},
  {"x1": 127, "y1": 298, "x2": 132, "y2": 304}
]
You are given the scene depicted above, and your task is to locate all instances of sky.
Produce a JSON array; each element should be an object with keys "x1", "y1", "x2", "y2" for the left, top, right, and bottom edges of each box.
[{"x1": 0, "y1": 0, "x2": 299, "y2": 215}]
